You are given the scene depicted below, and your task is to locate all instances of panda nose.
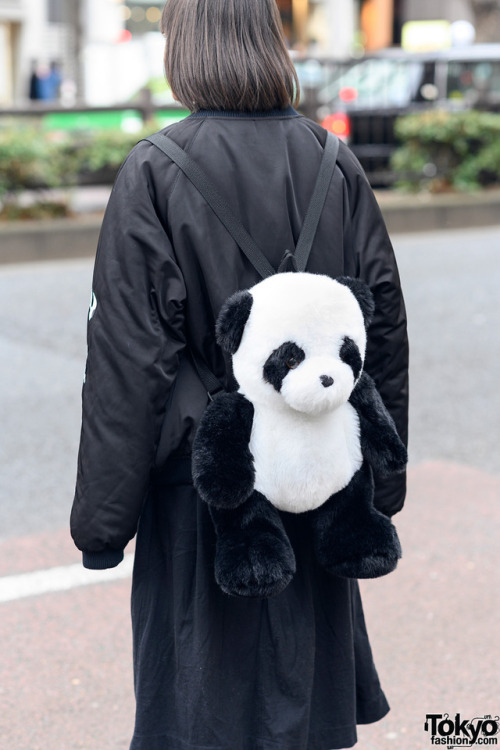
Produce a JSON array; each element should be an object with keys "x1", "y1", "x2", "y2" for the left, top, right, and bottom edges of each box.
[{"x1": 320, "y1": 375, "x2": 334, "y2": 388}]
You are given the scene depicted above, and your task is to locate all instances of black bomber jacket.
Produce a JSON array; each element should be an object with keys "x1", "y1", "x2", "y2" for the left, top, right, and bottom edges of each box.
[{"x1": 70, "y1": 108, "x2": 409, "y2": 569}]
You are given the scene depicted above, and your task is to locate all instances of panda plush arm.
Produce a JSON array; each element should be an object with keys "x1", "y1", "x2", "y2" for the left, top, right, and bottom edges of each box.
[
  {"x1": 349, "y1": 371, "x2": 407, "y2": 477},
  {"x1": 192, "y1": 391, "x2": 256, "y2": 509}
]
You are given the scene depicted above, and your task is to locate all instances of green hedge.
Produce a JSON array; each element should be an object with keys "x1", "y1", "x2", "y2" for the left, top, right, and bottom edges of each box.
[
  {"x1": 0, "y1": 127, "x2": 63, "y2": 197},
  {"x1": 0, "y1": 123, "x2": 155, "y2": 205},
  {"x1": 391, "y1": 110, "x2": 500, "y2": 192}
]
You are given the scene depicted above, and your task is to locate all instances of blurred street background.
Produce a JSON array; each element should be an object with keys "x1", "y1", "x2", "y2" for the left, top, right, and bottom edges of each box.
[{"x1": 1, "y1": 0, "x2": 500, "y2": 749}]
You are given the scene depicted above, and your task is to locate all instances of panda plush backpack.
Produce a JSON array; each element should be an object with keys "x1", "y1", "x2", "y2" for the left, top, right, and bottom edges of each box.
[{"x1": 146, "y1": 131, "x2": 407, "y2": 598}]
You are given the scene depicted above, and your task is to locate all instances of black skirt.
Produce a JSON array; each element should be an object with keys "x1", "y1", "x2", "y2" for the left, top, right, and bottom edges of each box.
[{"x1": 129, "y1": 467, "x2": 389, "y2": 750}]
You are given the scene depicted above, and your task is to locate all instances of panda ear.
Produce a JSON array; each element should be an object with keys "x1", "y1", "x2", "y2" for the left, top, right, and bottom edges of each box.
[
  {"x1": 215, "y1": 290, "x2": 253, "y2": 354},
  {"x1": 336, "y1": 277, "x2": 375, "y2": 328}
]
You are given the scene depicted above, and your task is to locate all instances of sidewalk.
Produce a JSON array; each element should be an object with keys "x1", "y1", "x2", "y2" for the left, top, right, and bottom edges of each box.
[
  {"x1": 375, "y1": 187, "x2": 500, "y2": 234},
  {"x1": 2, "y1": 186, "x2": 500, "y2": 265},
  {"x1": 357, "y1": 461, "x2": 500, "y2": 749},
  {"x1": 1, "y1": 461, "x2": 498, "y2": 749}
]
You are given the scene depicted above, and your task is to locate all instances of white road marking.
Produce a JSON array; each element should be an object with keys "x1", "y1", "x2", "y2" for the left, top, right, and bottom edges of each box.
[{"x1": 0, "y1": 554, "x2": 134, "y2": 604}]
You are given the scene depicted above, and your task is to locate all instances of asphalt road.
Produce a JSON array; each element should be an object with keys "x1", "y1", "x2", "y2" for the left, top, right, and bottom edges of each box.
[{"x1": 0, "y1": 225, "x2": 499, "y2": 750}]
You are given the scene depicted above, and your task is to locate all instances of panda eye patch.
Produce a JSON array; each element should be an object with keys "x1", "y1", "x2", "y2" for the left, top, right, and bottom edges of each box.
[
  {"x1": 339, "y1": 336, "x2": 362, "y2": 380},
  {"x1": 263, "y1": 342, "x2": 305, "y2": 392}
]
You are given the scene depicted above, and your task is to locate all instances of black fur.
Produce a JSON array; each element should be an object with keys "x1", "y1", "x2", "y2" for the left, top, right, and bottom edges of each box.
[
  {"x1": 311, "y1": 461, "x2": 401, "y2": 578},
  {"x1": 209, "y1": 491, "x2": 296, "y2": 597},
  {"x1": 349, "y1": 372, "x2": 408, "y2": 477},
  {"x1": 336, "y1": 277, "x2": 375, "y2": 328},
  {"x1": 263, "y1": 341, "x2": 306, "y2": 392},
  {"x1": 216, "y1": 290, "x2": 253, "y2": 354},
  {"x1": 192, "y1": 392, "x2": 255, "y2": 508},
  {"x1": 339, "y1": 336, "x2": 362, "y2": 380}
]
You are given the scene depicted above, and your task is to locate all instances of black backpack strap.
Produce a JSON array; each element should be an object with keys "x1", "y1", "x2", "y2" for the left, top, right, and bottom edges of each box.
[
  {"x1": 190, "y1": 352, "x2": 225, "y2": 400},
  {"x1": 145, "y1": 130, "x2": 339, "y2": 277},
  {"x1": 145, "y1": 132, "x2": 276, "y2": 280},
  {"x1": 293, "y1": 131, "x2": 340, "y2": 272},
  {"x1": 144, "y1": 130, "x2": 339, "y2": 399}
]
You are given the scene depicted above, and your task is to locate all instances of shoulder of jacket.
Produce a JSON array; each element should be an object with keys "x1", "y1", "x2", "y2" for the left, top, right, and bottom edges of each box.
[
  {"x1": 156, "y1": 115, "x2": 206, "y2": 149},
  {"x1": 297, "y1": 116, "x2": 369, "y2": 182},
  {"x1": 336, "y1": 140, "x2": 371, "y2": 187},
  {"x1": 113, "y1": 117, "x2": 206, "y2": 194},
  {"x1": 126, "y1": 115, "x2": 205, "y2": 161}
]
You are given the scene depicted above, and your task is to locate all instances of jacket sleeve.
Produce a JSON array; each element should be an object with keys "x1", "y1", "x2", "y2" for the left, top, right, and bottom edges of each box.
[
  {"x1": 341, "y1": 147, "x2": 409, "y2": 517},
  {"x1": 70, "y1": 142, "x2": 187, "y2": 569}
]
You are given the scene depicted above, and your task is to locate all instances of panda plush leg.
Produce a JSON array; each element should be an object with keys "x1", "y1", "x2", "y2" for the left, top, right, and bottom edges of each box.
[
  {"x1": 311, "y1": 461, "x2": 401, "y2": 579},
  {"x1": 209, "y1": 491, "x2": 296, "y2": 598}
]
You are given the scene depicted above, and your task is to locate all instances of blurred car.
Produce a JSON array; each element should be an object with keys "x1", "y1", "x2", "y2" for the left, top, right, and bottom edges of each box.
[{"x1": 295, "y1": 45, "x2": 500, "y2": 185}]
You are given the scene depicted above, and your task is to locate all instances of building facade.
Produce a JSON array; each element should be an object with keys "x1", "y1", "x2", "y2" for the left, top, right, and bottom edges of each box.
[
  {"x1": 0, "y1": 0, "x2": 165, "y2": 105},
  {"x1": 0, "y1": 0, "x2": 480, "y2": 107},
  {"x1": 0, "y1": 0, "x2": 83, "y2": 105}
]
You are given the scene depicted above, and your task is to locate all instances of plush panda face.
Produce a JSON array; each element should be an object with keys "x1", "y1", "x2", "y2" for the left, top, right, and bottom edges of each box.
[
  {"x1": 217, "y1": 273, "x2": 373, "y2": 417},
  {"x1": 261, "y1": 334, "x2": 362, "y2": 415}
]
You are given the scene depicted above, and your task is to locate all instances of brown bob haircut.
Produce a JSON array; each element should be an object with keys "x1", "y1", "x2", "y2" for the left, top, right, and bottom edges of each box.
[{"x1": 161, "y1": 0, "x2": 299, "y2": 112}]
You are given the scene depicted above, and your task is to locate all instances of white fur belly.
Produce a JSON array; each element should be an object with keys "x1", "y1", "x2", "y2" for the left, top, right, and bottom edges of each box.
[{"x1": 250, "y1": 403, "x2": 363, "y2": 513}]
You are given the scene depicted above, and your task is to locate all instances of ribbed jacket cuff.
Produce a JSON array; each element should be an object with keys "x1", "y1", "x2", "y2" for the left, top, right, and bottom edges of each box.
[{"x1": 82, "y1": 549, "x2": 124, "y2": 570}]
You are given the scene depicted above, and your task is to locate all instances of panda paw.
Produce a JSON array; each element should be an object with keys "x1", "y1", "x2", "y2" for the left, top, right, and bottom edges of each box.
[
  {"x1": 326, "y1": 545, "x2": 401, "y2": 579},
  {"x1": 372, "y1": 437, "x2": 408, "y2": 478},
  {"x1": 317, "y1": 513, "x2": 402, "y2": 579},
  {"x1": 214, "y1": 529, "x2": 296, "y2": 598}
]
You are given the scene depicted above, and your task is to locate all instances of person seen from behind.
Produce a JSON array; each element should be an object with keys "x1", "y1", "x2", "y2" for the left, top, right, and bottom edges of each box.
[{"x1": 70, "y1": 0, "x2": 409, "y2": 747}]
